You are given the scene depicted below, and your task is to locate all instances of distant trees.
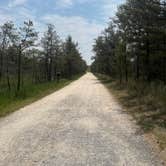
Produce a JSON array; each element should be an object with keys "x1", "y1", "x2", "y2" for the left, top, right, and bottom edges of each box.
[
  {"x1": 0, "y1": 22, "x2": 16, "y2": 90},
  {"x1": 91, "y1": 0, "x2": 166, "y2": 84},
  {"x1": 41, "y1": 24, "x2": 61, "y2": 81},
  {"x1": 41, "y1": 26, "x2": 87, "y2": 81},
  {"x1": 92, "y1": 23, "x2": 117, "y2": 76},
  {"x1": 63, "y1": 36, "x2": 87, "y2": 78},
  {"x1": 0, "y1": 20, "x2": 87, "y2": 93},
  {"x1": 16, "y1": 21, "x2": 38, "y2": 91}
]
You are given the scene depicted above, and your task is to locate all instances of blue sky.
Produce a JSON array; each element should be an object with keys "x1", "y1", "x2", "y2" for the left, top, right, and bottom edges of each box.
[{"x1": 0, "y1": 0, "x2": 125, "y2": 64}]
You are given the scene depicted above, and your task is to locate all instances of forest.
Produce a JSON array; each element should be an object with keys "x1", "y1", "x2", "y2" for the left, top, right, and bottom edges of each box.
[
  {"x1": 91, "y1": 0, "x2": 166, "y2": 132},
  {"x1": 0, "y1": 21, "x2": 87, "y2": 115},
  {"x1": 91, "y1": 0, "x2": 166, "y2": 83}
]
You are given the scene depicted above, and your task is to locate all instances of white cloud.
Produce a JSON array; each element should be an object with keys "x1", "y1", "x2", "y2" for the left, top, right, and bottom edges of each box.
[
  {"x1": 42, "y1": 14, "x2": 104, "y2": 64},
  {"x1": 2, "y1": 0, "x2": 125, "y2": 64},
  {"x1": 15, "y1": 7, "x2": 36, "y2": 20},
  {"x1": 9, "y1": 0, "x2": 28, "y2": 7},
  {"x1": 55, "y1": 0, "x2": 73, "y2": 8},
  {"x1": 0, "y1": 11, "x2": 14, "y2": 23},
  {"x1": 102, "y1": 0, "x2": 125, "y2": 20},
  {"x1": 55, "y1": 0, "x2": 95, "y2": 8},
  {"x1": 0, "y1": 7, "x2": 99, "y2": 64}
]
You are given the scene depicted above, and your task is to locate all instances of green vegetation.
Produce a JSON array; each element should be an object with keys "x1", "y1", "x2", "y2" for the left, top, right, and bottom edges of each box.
[
  {"x1": 96, "y1": 74, "x2": 166, "y2": 150},
  {"x1": 91, "y1": 0, "x2": 166, "y2": 83},
  {"x1": 0, "y1": 22, "x2": 87, "y2": 90},
  {"x1": 91, "y1": 0, "x2": 166, "y2": 150},
  {"x1": 0, "y1": 20, "x2": 87, "y2": 116},
  {"x1": 0, "y1": 75, "x2": 82, "y2": 117}
]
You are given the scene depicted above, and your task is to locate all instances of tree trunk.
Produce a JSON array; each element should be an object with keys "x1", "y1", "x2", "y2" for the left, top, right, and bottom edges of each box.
[
  {"x1": 136, "y1": 53, "x2": 140, "y2": 80},
  {"x1": 124, "y1": 53, "x2": 128, "y2": 82},
  {"x1": 17, "y1": 46, "x2": 22, "y2": 91},
  {"x1": 163, "y1": 57, "x2": 166, "y2": 84},
  {"x1": 119, "y1": 55, "x2": 123, "y2": 84},
  {"x1": 146, "y1": 33, "x2": 151, "y2": 82},
  {"x1": 119, "y1": 67, "x2": 122, "y2": 84},
  {"x1": 0, "y1": 51, "x2": 3, "y2": 81},
  {"x1": 6, "y1": 52, "x2": 11, "y2": 91},
  {"x1": 54, "y1": 63, "x2": 57, "y2": 80},
  {"x1": 32, "y1": 53, "x2": 36, "y2": 83},
  {"x1": 44, "y1": 55, "x2": 48, "y2": 81},
  {"x1": 48, "y1": 57, "x2": 52, "y2": 81}
]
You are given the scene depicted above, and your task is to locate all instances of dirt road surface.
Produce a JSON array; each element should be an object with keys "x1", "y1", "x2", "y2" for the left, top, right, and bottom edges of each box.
[{"x1": 0, "y1": 73, "x2": 162, "y2": 166}]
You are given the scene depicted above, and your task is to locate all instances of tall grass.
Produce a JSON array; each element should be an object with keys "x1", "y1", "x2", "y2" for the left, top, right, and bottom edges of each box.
[
  {"x1": 0, "y1": 75, "x2": 81, "y2": 117},
  {"x1": 96, "y1": 73, "x2": 166, "y2": 129},
  {"x1": 96, "y1": 73, "x2": 166, "y2": 149}
]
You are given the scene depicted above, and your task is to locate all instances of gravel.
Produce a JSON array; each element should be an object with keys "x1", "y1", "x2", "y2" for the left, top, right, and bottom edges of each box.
[{"x1": 0, "y1": 73, "x2": 162, "y2": 166}]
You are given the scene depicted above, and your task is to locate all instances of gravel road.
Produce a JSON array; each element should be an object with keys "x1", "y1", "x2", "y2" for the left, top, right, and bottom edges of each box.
[{"x1": 0, "y1": 73, "x2": 162, "y2": 166}]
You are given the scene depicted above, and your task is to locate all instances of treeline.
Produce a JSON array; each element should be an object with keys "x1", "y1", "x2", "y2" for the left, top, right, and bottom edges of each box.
[
  {"x1": 0, "y1": 21, "x2": 87, "y2": 92},
  {"x1": 91, "y1": 0, "x2": 166, "y2": 84}
]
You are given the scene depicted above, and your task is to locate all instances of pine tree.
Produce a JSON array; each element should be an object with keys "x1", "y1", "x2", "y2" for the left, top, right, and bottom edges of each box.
[{"x1": 41, "y1": 24, "x2": 61, "y2": 81}]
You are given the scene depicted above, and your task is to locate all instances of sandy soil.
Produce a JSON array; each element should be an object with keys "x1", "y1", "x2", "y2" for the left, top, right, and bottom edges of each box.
[{"x1": 0, "y1": 73, "x2": 163, "y2": 166}]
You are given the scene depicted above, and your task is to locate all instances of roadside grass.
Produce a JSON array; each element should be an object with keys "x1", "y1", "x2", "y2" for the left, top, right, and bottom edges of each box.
[
  {"x1": 0, "y1": 75, "x2": 82, "y2": 117},
  {"x1": 96, "y1": 73, "x2": 166, "y2": 150}
]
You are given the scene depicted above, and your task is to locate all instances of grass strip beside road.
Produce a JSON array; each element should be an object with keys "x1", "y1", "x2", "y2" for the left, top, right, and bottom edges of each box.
[
  {"x1": 96, "y1": 73, "x2": 166, "y2": 151},
  {"x1": 0, "y1": 75, "x2": 82, "y2": 117}
]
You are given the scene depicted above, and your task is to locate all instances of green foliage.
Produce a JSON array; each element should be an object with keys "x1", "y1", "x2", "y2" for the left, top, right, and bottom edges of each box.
[
  {"x1": 91, "y1": 0, "x2": 166, "y2": 83},
  {"x1": 63, "y1": 36, "x2": 87, "y2": 78},
  {"x1": 0, "y1": 20, "x2": 87, "y2": 116},
  {"x1": 91, "y1": 23, "x2": 117, "y2": 76},
  {"x1": 91, "y1": 1, "x2": 166, "y2": 134},
  {"x1": 96, "y1": 74, "x2": 166, "y2": 133},
  {"x1": 0, "y1": 75, "x2": 81, "y2": 117}
]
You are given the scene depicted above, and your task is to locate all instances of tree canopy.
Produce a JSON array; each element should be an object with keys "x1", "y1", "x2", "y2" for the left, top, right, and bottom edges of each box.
[
  {"x1": 0, "y1": 21, "x2": 87, "y2": 92},
  {"x1": 91, "y1": 0, "x2": 166, "y2": 83}
]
